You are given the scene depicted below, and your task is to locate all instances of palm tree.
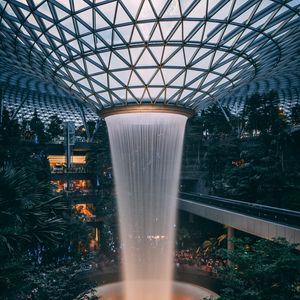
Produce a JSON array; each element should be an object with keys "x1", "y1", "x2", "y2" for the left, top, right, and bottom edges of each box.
[
  {"x1": 0, "y1": 165, "x2": 68, "y2": 297},
  {"x1": 202, "y1": 233, "x2": 227, "y2": 256}
]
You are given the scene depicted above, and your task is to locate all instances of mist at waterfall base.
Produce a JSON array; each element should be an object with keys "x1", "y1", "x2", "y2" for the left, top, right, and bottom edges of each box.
[{"x1": 106, "y1": 112, "x2": 187, "y2": 300}]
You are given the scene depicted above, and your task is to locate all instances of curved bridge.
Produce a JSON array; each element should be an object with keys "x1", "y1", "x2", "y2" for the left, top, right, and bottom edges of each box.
[{"x1": 178, "y1": 193, "x2": 300, "y2": 246}]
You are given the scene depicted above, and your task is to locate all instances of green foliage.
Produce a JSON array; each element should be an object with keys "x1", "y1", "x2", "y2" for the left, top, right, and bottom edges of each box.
[
  {"x1": 216, "y1": 238, "x2": 300, "y2": 300},
  {"x1": 0, "y1": 165, "x2": 66, "y2": 250},
  {"x1": 0, "y1": 165, "x2": 68, "y2": 298},
  {"x1": 25, "y1": 257, "x2": 97, "y2": 300},
  {"x1": 176, "y1": 214, "x2": 226, "y2": 249},
  {"x1": 202, "y1": 234, "x2": 227, "y2": 256},
  {"x1": 200, "y1": 104, "x2": 232, "y2": 135},
  {"x1": 177, "y1": 227, "x2": 191, "y2": 243},
  {"x1": 192, "y1": 92, "x2": 300, "y2": 210},
  {"x1": 241, "y1": 92, "x2": 287, "y2": 135},
  {"x1": 0, "y1": 115, "x2": 96, "y2": 299},
  {"x1": 76, "y1": 121, "x2": 97, "y2": 141},
  {"x1": 47, "y1": 115, "x2": 63, "y2": 140},
  {"x1": 0, "y1": 109, "x2": 21, "y2": 142},
  {"x1": 86, "y1": 121, "x2": 111, "y2": 176},
  {"x1": 87, "y1": 120, "x2": 96, "y2": 138},
  {"x1": 204, "y1": 135, "x2": 240, "y2": 193},
  {"x1": 0, "y1": 163, "x2": 96, "y2": 299},
  {"x1": 29, "y1": 109, "x2": 48, "y2": 143},
  {"x1": 85, "y1": 122, "x2": 119, "y2": 256},
  {"x1": 291, "y1": 104, "x2": 300, "y2": 125}
]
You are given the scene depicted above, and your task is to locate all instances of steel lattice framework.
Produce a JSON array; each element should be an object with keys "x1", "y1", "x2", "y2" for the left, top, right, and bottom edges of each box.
[{"x1": 0, "y1": 0, "x2": 300, "y2": 114}]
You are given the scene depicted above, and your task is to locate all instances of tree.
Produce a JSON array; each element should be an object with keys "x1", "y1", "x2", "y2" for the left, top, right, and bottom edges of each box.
[
  {"x1": 87, "y1": 120, "x2": 96, "y2": 138},
  {"x1": 203, "y1": 134, "x2": 240, "y2": 194},
  {"x1": 184, "y1": 104, "x2": 240, "y2": 194},
  {"x1": 86, "y1": 121, "x2": 111, "y2": 186},
  {"x1": 47, "y1": 115, "x2": 63, "y2": 141},
  {"x1": 20, "y1": 119, "x2": 32, "y2": 140},
  {"x1": 29, "y1": 109, "x2": 47, "y2": 143},
  {"x1": 201, "y1": 92, "x2": 300, "y2": 210},
  {"x1": 216, "y1": 238, "x2": 300, "y2": 300},
  {"x1": 75, "y1": 121, "x2": 97, "y2": 141},
  {"x1": 0, "y1": 164, "x2": 96, "y2": 299},
  {"x1": 0, "y1": 110, "x2": 97, "y2": 299},
  {"x1": 85, "y1": 122, "x2": 119, "y2": 257},
  {"x1": 243, "y1": 92, "x2": 286, "y2": 136},
  {"x1": 202, "y1": 234, "x2": 227, "y2": 256},
  {"x1": 200, "y1": 104, "x2": 232, "y2": 136},
  {"x1": 290, "y1": 104, "x2": 300, "y2": 125},
  {"x1": 0, "y1": 108, "x2": 21, "y2": 143},
  {"x1": 176, "y1": 227, "x2": 191, "y2": 248},
  {"x1": 0, "y1": 165, "x2": 68, "y2": 298}
]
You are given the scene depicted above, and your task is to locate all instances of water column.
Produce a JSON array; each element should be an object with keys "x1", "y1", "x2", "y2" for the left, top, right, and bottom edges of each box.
[{"x1": 105, "y1": 109, "x2": 188, "y2": 300}]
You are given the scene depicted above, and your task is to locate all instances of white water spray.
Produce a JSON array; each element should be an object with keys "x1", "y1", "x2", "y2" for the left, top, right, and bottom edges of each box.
[{"x1": 106, "y1": 112, "x2": 187, "y2": 300}]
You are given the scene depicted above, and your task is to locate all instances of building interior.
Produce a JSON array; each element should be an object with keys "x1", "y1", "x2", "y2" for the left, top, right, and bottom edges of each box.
[{"x1": 0, "y1": 1, "x2": 300, "y2": 300}]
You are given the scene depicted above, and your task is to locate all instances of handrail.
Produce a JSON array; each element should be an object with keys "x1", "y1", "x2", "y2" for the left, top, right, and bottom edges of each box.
[{"x1": 179, "y1": 192, "x2": 300, "y2": 229}]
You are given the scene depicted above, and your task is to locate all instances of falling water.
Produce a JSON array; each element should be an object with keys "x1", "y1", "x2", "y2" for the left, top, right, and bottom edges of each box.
[{"x1": 106, "y1": 112, "x2": 187, "y2": 300}]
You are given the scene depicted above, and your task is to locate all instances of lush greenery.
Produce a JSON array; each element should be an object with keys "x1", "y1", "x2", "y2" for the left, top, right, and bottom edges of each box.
[
  {"x1": 216, "y1": 238, "x2": 300, "y2": 300},
  {"x1": 85, "y1": 122, "x2": 118, "y2": 257},
  {"x1": 185, "y1": 92, "x2": 300, "y2": 210},
  {"x1": 1, "y1": 107, "x2": 87, "y2": 144},
  {"x1": 0, "y1": 111, "x2": 96, "y2": 299},
  {"x1": 3, "y1": 91, "x2": 300, "y2": 211},
  {"x1": 176, "y1": 211, "x2": 226, "y2": 250},
  {"x1": 1, "y1": 93, "x2": 300, "y2": 299}
]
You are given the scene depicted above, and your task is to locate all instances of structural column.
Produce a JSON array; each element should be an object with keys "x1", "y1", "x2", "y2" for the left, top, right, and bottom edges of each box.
[
  {"x1": 227, "y1": 226, "x2": 235, "y2": 266},
  {"x1": 227, "y1": 226, "x2": 235, "y2": 251}
]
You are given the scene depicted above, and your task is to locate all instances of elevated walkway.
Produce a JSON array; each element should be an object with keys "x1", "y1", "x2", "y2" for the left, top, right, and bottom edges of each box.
[
  {"x1": 51, "y1": 172, "x2": 94, "y2": 181},
  {"x1": 290, "y1": 124, "x2": 300, "y2": 134},
  {"x1": 178, "y1": 193, "x2": 300, "y2": 246}
]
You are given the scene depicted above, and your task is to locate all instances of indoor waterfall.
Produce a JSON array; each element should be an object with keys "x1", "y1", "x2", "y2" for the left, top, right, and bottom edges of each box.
[{"x1": 106, "y1": 112, "x2": 187, "y2": 300}]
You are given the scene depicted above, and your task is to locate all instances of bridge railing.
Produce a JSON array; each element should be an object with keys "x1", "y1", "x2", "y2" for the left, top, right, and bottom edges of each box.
[{"x1": 179, "y1": 192, "x2": 300, "y2": 229}]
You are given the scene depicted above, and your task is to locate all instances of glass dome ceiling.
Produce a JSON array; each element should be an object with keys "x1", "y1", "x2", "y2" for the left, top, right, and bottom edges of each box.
[{"x1": 0, "y1": 0, "x2": 300, "y2": 113}]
